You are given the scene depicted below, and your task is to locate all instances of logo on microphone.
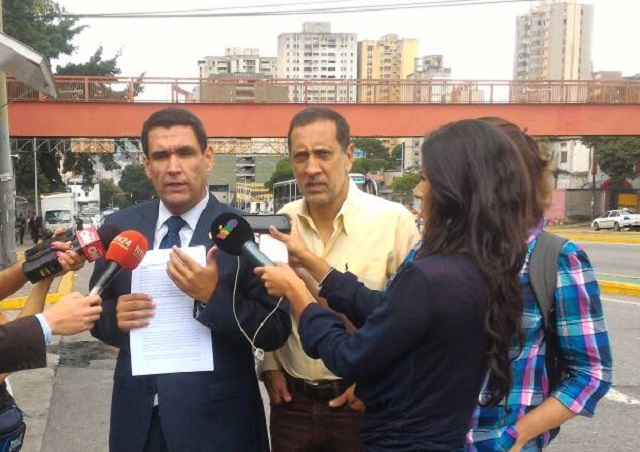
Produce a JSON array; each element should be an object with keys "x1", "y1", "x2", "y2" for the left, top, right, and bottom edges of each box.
[
  {"x1": 216, "y1": 219, "x2": 238, "y2": 240},
  {"x1": 113, "y1": 235, "x2": 132, "y2": 250}
]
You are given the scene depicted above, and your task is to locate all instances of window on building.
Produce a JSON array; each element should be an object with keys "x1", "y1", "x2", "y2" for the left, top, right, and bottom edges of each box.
[{"x1": 560, "y1": 151, "x2": 568, "y2": 164}]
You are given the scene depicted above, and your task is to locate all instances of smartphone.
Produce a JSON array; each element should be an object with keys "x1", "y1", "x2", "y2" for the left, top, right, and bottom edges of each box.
[{"x1": 242, "y1": 214, "x2": 291, "y2": 234}]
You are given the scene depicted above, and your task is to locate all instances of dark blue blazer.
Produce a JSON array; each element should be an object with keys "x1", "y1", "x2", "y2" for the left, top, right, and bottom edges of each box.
[{"x1": 90, "y1": 196, "x2": 291, "y2": 452}]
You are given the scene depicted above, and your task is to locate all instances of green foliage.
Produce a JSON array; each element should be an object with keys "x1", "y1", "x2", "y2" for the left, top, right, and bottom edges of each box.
[
  {"x1": 391, "y1": 173, "x2": 421, "y2": 205},
  {"x1": 351, "y1": 158, "x2": 386, "y2": 175},
  {"x1": 98, "y1": 178, "x2": 123, "y2": 210},
  {"x1": 352, "y1": 138, "x2": 389, "y2": 160},
  {"x1": 2, "y1": 0, "x2": 84, "y2": 60},
  {"x1": 118, "y1": 165, "x2": 155, "y2": 204},
  {"x1": 14, "y1": 151, "x2": 51, "y2": 200},
  {"x1": 56, "y1": 46, "x2": 121, "y2": 76},
  {"x1": 581, "y1": 137, "x2": 640, "y2": 182},
  {"x1": 265, "y1": 158, "x2": 294, "y2": 190}
]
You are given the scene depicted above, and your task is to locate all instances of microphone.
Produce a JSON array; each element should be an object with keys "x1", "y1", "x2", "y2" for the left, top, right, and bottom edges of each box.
[
  {"x1": 210, "y1": 212, "x2": 274, "y2": 267},
  {"x1": 22, "y1": 224, "x2": 121, "y2": 283},
  {"x1": 88, "y1": 230, "x2": 149, "y2": 296},
  {"x1": 24, "y1": 229, "x2": 75, "y2": 260}
]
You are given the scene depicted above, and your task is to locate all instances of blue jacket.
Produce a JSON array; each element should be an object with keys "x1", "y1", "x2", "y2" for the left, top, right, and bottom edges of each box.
[{"x1": 90, "y1": 196, "x2": 291, "y2": 452}]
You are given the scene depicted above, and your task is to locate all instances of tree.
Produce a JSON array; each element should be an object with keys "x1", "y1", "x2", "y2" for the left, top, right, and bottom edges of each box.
[
  {"x1": 582, "y1": 137, "x2": 640, "y2": 182},
  {"x1": 351, "y1": 158, "x2": 386, "y2": 175},
  {"x1": 98, "y1": 178, "x2": 123, "y2": 210},
  {"x1": 391, "y1": 173, "x2": 421, "y2": 206},
  {"x1": 14, "y1": 151, "x2": 51, "y2": 200},
  {"x1": 2, "y1": 0, "x2": 84, "y2": 60},
  {"x1": 352, "y1": 138, "x2": 389, "y2": 160},
  {"x1": 265, "y1": 158, "x2": 294, "y2": 190},
  {"x1": 118, "y1": 165, "x2": 155, "y2": 204}
]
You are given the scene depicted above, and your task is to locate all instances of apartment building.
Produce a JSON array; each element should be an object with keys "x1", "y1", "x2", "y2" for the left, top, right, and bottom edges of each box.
[
  {"x1": 357, "y1": 34, "x2": 418, "y2": 102},
  {"x1": 514, "y1": 0, "x2": 593, "y2": 80},
  {"x1": 277, "y1": 22, "x2": 357, "y2": 102}
]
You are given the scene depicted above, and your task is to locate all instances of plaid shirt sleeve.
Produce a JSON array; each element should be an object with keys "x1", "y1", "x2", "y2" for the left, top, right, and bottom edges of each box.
[{"x1": 552, "y1": 241, "x2": 613, "y2": 416}]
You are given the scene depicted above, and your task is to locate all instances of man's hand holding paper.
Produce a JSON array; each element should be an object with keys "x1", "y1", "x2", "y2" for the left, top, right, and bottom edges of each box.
[
  {"x1": 167, "y1": 245, "x2": 219, "y2": 304},
  {"x1": 129, "y1": 246, "x2": 214, "y2": 376}
]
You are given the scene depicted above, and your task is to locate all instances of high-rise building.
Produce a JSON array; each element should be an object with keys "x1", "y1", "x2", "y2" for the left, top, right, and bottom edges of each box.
[
  {"x1": 357, "y1": 34, "x2": 418, "y2": 102},
  {"x1": 198, "y1": 48, "x2": 277, "y2": 79},
  {"x1": 277, "y1": 22, "x2": 357, "y2": 102},
  {"x1": 514, "y1": 0, "x2": 593, "y2": 80}
]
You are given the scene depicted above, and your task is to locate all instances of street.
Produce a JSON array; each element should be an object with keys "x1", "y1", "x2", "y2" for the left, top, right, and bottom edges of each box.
[
  {"x1": 8, "y1": 248, "x2": 640, "y2": 451},
  {"x1": 578, "y1": 242, "x2": 640, "y2": 279}
]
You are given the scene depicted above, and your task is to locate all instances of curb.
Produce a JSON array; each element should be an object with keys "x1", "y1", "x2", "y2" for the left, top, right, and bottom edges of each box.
[
  {"x1": 556, "y1": 234, "x2": 640, "y2": 244},
  {"x1": 0, "y1": 271, "x2": 76, "y2": 310},
  {"x1": 599, "y1": 280, "x2": 640, "y2": 297}
]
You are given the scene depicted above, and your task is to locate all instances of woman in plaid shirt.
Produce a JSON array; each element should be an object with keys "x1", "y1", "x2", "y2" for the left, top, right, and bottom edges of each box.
[{"x1": 466, "y1": 118, "x2": 613, "y2": 452}]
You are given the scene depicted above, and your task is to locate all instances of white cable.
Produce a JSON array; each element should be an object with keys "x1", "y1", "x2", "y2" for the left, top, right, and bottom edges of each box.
[{"x1": 232, "y1": 256, "x2": 284, "y2": 363}]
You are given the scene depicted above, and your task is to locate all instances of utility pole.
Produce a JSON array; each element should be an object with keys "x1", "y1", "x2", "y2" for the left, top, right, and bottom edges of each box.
[{"x1": 0, "y1": 1, "x2": 17, "y2": 267}]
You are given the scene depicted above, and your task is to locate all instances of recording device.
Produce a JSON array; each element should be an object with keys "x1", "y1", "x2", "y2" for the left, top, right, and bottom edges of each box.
[
  {"x1": 22, "y1": 224, "x2": 121, "y2": 284},
  {"x1": 88, "y1": 230, "x2": 149, "y2": 296},
  {"x1": 210, "y1": 212, "x2": 274, "y2": 267},
  {"x1": 242, "y1": 215, "x2": 291, "y2": 234},
  {"x1": 24, "y1": 229, "x2": 75, "y2": 260}
]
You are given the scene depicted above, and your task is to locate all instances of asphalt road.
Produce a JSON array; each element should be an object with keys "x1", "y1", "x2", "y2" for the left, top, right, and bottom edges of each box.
[
  {"x1": 547, "y1": 294, "x2": 640, "y2": 451},
  {"x1": 577, "y1": 242, "x2": 640, "y2": 279}
]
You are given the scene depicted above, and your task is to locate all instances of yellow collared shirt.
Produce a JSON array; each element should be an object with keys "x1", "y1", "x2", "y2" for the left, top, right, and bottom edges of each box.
[{"x1": 262, "y1": 183, "x2": 420, "y2": 381}]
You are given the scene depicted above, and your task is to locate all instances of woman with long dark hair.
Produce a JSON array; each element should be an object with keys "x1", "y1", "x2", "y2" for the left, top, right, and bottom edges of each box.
[
  {"x1": 466, "y1": 118, "x2": 613, "y2": 452},
  {"x1": 256, "y1": 119, "x2": 535, "y2": 451}
]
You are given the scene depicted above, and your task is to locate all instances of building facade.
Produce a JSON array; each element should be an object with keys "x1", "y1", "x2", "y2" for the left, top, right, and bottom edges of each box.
[
  {"x1": 357, "y1": 34, "x2": 418, "y2": 102},
  {"x1": 514, "y1": 0, "x2": 593, "y2": 80},
  {"x1": 198, "y1": 48, "x2": 277, "y2": 79},
  {"x1": 277, "y1": 22, "x2": 357, "y2": 102}
]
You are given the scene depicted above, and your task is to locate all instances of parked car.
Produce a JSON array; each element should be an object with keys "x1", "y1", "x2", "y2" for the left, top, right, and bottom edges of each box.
[{"x1": 592, "y1": 208, "x2": 640, "y2": 231}]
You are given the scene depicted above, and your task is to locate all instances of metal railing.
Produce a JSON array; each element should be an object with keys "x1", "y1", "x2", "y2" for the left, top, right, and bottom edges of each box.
[{"x1": 6, "y1": 76, "x2": 640, "y2": 104}]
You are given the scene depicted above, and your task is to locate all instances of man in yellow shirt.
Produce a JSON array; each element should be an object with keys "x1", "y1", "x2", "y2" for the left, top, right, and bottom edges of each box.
[{"x1": 262, "y1": 107, "x2": 419, "y2": 451}]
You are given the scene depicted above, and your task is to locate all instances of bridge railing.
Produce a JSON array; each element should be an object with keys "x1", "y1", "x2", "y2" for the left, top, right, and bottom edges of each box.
[{"x1": 6, "y1": 76, "x2": 640, "y2": 104}]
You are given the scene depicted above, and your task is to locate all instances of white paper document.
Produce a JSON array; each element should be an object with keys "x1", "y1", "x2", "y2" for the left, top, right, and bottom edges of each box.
[
  {"x1": 257, "y1": 234, "x2": 289, "y2": 263},
  {"x1": 130, "y1": 246, "x2": 214, "y2": 376}
]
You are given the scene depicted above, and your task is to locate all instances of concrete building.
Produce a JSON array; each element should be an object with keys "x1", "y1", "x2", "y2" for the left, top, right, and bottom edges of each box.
[
  {"x1": 357, "y1": 34, "x2": 418, "y2": 102},
  {"x1": 411, "y1": 55, "x2": 451, "y2": 80},
  {"x1": 404, "y1": 55, "x2": 453, "y2": 103},
  {"x1": 514, "y1": 0, "x2": 593, "y2": 80},
  {"x1": 197, "y1": 48, "x2": 282, "y2": 102},
  {"x1": 198, "y1": 48, "x2": 277, "y2": 79},
  {"x1": 277, "y1": 22, "x2": 357, "y2": 102}
]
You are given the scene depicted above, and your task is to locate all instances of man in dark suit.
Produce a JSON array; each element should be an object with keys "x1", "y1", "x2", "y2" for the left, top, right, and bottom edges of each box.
[{"x1": 90, "y1": 108, "x2": 291, "y2": 452}]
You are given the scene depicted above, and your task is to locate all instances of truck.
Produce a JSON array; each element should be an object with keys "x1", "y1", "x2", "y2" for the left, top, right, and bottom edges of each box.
[{"x1": 40, "y1": 192, "x2": 77, "y2": 234}]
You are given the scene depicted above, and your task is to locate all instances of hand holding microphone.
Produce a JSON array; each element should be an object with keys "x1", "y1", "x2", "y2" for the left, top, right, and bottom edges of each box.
[{"x1": 23, "y1": 224, "x2": 121, "y2": 283}]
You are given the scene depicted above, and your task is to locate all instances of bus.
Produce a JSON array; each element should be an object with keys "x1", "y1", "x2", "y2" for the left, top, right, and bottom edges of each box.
[{"x1": 272, "y1": 173, "x2": 378, "y2": 213}]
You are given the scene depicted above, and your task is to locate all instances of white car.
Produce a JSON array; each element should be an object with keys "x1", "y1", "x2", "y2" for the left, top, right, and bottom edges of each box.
[{"x1": 592, "y1": 208, "x2": 640, "y2": 231}]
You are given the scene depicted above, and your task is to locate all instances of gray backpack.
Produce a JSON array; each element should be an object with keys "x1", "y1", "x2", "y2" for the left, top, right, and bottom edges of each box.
[{"x1": 528, "y1": 230, "x2": 568, "y2": 390}]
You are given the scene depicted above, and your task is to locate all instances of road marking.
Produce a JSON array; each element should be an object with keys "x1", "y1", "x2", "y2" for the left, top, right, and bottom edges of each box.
[
  {"x1": 605, "y1": 389, "x2": 640, "y2": 405},
  {"x1": 601, "y1": 297, "x2": 640, "y2": 306}
]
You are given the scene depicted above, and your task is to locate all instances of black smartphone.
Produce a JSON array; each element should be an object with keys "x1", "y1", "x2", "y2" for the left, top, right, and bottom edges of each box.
[{"x1": 243, "y1": 214, "x2": 291, "y2": 234}]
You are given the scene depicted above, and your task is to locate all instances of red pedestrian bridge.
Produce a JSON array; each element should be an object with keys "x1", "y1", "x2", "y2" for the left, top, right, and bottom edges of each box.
[{"x1": 7, "y1": 76, "x2": 640, "y2": 138}]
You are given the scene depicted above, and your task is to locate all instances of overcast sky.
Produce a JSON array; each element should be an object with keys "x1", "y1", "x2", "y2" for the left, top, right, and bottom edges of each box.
[{"x1": 52, "y1": 0, "x2": 638, "y2": 80}]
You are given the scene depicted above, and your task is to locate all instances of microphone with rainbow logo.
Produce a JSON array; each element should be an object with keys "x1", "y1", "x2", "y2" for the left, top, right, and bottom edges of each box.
[{"x1": 210, "y1": 212, "x2": 274, "y2": 268}]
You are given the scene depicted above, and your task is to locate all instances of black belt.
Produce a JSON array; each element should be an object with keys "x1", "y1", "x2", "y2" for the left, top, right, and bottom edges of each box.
[{"x1": 285, "y1": 373, "x2": 348, "y2": 402}]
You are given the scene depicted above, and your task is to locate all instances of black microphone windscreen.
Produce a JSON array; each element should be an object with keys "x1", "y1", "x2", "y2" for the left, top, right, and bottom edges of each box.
[
  {"x1": 210, "y1": 212, "x2": 256, "y2": 256},
  {"x1": 97, "y1": 224, "x2": 121, "y2": 249}
]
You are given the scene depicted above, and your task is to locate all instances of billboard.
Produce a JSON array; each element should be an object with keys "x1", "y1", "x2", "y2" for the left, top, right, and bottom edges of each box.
[{"x1": 70, "y1": 138, "x2": 116, "y2": 154}]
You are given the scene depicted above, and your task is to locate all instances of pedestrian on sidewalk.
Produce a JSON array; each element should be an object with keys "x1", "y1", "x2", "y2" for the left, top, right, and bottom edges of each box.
[{"x1": 465, "y1": 118, "x2": 613, "y2": 452}]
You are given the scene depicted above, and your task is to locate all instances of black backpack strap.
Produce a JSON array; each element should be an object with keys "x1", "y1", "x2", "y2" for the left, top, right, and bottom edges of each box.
[
  {"x1": 529, "y1": 230, "x2": 567, "y2": 330},
  {"x1": 529, "y1": 230, "x2": 568, "y2": 393}
]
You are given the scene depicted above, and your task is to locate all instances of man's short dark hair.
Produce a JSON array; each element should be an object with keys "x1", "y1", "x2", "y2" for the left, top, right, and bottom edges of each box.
[
  {"x1": 141, "y1": 108, "x2": 208, "y2": 156},
  {"x1": 287, "y1": 107, "x2": 350, "y2": 153}
]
